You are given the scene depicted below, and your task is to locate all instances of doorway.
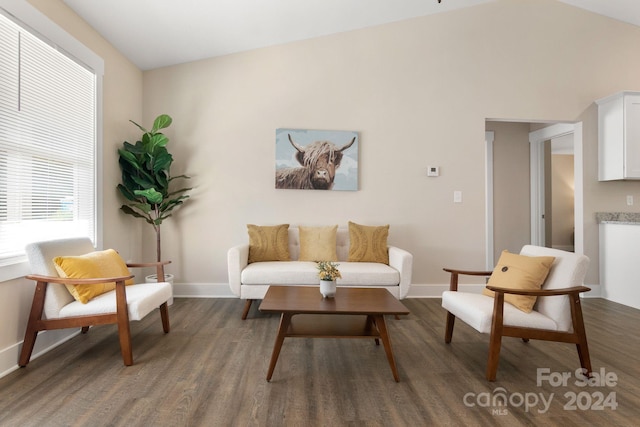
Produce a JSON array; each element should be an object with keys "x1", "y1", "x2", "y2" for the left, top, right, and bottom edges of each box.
[{"x1": 485, "y1": 121, "x2": 583, "y2": 269}]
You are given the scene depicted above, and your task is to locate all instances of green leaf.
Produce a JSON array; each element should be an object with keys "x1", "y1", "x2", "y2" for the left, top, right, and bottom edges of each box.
[
  {"x1": 118, "y1": 149, "x2": 142, "y2": 170},
  {"x1": 153, "y1": 151, "x2": 172, "y2": 173},
  {"x1": 147, "y1": 135, "x2": 169, "y2": 157},
  {"x1": 130, "y1": 202, "x2": 153, "y2": 214},
  {"x1": 152, "y1": 114, "x2": 172, "y2": 133},
  {"x1": 134, "y1": 188, "x2": 163, "y2": 204},
  {"x1": 120, "y1": 205, "x2": 149, "y2": 220},
  {"x1": 117, "y1": 184, "x2": 138, "y2": 201},
  {"x1": 167, "y1": 188, "x2": 192, "y2": 198},
  {"x1": 122, "y1": 140, "x2": 145, "y2": 155}
]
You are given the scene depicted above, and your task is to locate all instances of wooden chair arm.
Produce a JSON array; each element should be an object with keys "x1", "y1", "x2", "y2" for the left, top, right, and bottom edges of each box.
[
  {"x1": 126, "y1": 260, "x2": 171, "y2": 268},
  {"x1": 26, "y1": 274, "x2": 134, "y2": 285},
  {"x1": 485, "y1": 285, "x2": 591, "y2": 297},
  {"x1": 443, "y1": 268, "x2": 493, "y2": 276},
  {"x1": 126, "y1": 260, "x2": 171, "y2": 282},
  {"x1": 443, "y1": 268, "x2": 493, "y2": 292}
]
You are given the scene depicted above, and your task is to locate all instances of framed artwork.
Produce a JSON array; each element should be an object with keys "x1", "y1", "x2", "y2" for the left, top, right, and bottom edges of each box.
[{"x1": 275, "y1": 128, "x2": 359, "y2": 191}]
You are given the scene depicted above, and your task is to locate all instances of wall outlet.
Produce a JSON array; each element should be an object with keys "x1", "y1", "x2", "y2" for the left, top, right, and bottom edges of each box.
[
  {"x1": 427, "y1": 166, "x2": 439, "y2": 177},
  {"x1": 627, "y1": 195, "x2": 634, "y2": 206}
]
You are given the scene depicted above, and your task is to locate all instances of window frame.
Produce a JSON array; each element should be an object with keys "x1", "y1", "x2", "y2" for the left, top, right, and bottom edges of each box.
[{"x1": 0, "y1": 0, "x2": 103, "y2": 282}]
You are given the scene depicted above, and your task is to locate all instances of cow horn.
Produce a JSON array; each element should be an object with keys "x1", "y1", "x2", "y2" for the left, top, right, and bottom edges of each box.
[
  {"x1": 287, "y1": 134, "x2": 305, "y2": 153},
  {"x1": 339, "y1": 137, "x2": 356, "y2": 152}
]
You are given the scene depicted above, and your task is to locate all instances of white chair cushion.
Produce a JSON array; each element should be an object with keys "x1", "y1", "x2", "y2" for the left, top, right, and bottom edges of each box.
[
  {"x1": 25, "y1": 237, "x2": 96, "y2": 319},
  {"x1": 520, "y1": 245, "x2": 589, "y2": 331},
  {"x1": 241, "y1": 261, "x2": 399, "y2": 286},
  {"x1": 57, "y1": 282, "x2": 172, "y2": 321},
  {"x1": 442, "y1": 291, "x2": 558, "y2": 334}
]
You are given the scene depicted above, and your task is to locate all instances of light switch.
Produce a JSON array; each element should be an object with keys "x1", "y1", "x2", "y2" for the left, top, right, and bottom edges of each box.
[{"x1": 454, "y1": 191, "x2": 462, "y2": 203}]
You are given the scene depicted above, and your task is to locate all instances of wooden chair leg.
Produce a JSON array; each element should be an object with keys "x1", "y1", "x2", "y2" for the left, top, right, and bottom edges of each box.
[
  {"x1": 486, "y1": 293, "x2": 505, "y2": 381},
  {"x1": 570, "y1": 294, "x2": 592, "y2": 376},
  {"x1": 19, "y1": 325, "x2": 39, "y2": 367},
  {"x1": 159, "y1": 302, "x2": 170, "y2": 333},
  {"x1": 117, "y1": 323, "x2": 133, "y2": 366},
  {"x1": 115, "y1": 282, "x2": 133, "y2": 366},
  {"x1": 444, "y1": 312, "x2": 455, "y2": 343},
  {"x1": 241, "y1": 299, "x2": 254, "y2": 320},
  {"x1": 19, "y1": 281, "x2": 48, "y2": 367}
]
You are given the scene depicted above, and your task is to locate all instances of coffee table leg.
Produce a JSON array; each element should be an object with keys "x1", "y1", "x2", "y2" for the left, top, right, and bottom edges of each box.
[
  {"x1": 266, "y1": 312, "x2": 292, "y2": 381},
  {"x1": 373, "y1": 314, "x2": 400, "y2": 382},
  {"x1": 366, "y1": 315, "x2": 380, "y2": 345}
]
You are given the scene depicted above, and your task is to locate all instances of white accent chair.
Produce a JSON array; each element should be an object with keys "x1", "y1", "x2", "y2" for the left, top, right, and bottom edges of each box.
[
  {"x1": 442, "y1": 245, "x2": 591, "y2": 381},
  {"x1": 20, "y1": 238, "x2": 172, "y2": 367}
]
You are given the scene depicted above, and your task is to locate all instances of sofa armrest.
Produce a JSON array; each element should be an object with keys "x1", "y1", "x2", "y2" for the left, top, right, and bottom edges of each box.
[
  {"x1": 388, "y1": 246, "x2": 413, "y2": 299},
  {"x1": 228, "y1": 244, "x2": 250, "y2": 297}
]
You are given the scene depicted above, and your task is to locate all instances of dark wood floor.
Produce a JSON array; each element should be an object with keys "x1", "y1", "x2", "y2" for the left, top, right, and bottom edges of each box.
[{"x1": 0, "y1": 297, "x2": 638, "y2": 426}]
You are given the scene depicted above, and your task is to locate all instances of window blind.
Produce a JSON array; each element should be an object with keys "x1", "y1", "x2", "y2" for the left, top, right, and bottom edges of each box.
[{"x1": 0, "y1": 11, "x2": 97, "y2": 264}]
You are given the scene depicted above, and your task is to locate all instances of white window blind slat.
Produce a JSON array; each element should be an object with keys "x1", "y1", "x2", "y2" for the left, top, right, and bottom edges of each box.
[{"x1": 0, "y1": 11, "x2": 96, "y2": 262}]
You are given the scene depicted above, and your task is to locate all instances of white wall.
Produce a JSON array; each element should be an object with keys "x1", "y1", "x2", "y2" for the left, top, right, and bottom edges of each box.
[
  {"x1": 486, "y1": 121, "x2": 531, "y2": 262},
  {"x1": 142, "y1": 0, "x2": 640, "y2": 290}
]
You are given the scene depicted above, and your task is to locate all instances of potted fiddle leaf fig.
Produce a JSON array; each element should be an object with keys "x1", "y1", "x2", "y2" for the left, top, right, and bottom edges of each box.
[{"x1": 117, "y1": 114, "x2": 192, "y2": 263}]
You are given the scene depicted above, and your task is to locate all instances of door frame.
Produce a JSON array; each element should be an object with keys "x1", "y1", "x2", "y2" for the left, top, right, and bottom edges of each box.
[{"x1": 528, "y1": 122, "x2": 583, "y2": 255}]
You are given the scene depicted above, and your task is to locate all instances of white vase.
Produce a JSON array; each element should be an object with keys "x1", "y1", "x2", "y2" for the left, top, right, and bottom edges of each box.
[
  {"x1": 146, "y1": 273, "x2": 175, "y2": 306},
  {"x1": 319, "y1": 280, "x2": 337, "y2": 298}
]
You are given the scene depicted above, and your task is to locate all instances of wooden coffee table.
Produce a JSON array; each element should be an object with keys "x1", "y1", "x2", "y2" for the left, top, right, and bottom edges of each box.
[{"x1": 259, "y1": 285, "x2": 410, "y2": 382}]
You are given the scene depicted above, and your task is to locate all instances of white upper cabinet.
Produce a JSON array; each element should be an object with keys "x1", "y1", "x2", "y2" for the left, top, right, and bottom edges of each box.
[{"x1": 596, "y1": 91, "x2": 640, "y2": 181}]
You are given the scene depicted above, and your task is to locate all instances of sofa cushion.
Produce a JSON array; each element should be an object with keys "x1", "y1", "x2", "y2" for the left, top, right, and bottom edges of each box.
[
  {"x1": 241, "y1": 261, "x2": 400, "y2": 286},
  {"x1": 298, "y1": 225, "x2": 338, "y2": 261},
  {"x1": 53, "y1": 249, "x2": 134, "y2": 304},
  {"x1": 247, "y1": 224, "x2": 290, "y2": 263},
  {"x1": 482, "y1": 250, "x2": 555, "y2": 313},
  {"x1": 348, "y1": 221, "x2": 389, "y2": 264}
]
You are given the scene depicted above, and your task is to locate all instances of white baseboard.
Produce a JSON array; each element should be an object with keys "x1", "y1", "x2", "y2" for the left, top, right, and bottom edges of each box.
[
  {"x1": 582, "y1": 283, "x2": 601, "y2": 298},
  {"x1": 0, "y1": 329, "x2": 79, "y2": 379},
  {"x1": 173, "y1": 282, "x2": 235, "y2": 298}
]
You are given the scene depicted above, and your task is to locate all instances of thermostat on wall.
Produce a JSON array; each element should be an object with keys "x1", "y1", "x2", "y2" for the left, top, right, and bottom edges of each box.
[{"x1": 427, "y1": 166, "x2": 440, "y2": 177}]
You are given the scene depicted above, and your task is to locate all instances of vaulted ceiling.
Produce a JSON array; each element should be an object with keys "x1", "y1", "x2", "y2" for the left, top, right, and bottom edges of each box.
[{"x1": 62, "y1": 0, "x2": 640, "y2": 70}]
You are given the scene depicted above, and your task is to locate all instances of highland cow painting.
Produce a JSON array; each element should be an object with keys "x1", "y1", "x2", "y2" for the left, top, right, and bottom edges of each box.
[{"x1": 275, "y1": 128, "x2": 359, "y2": 191}]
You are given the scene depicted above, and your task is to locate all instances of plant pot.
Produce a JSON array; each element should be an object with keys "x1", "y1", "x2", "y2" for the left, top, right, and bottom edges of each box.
[
  {"x1": 146, "y1": 273, "x2": 175, "y2": 306},
  {"x1": 319, "y1": 280, "x2": 337, "y2": 298}
]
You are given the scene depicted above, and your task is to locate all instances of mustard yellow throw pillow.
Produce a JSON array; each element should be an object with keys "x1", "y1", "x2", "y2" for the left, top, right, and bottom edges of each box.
[
  {"x1": 348, "y1": 221, "x2": 389, "y2": 264},
  {"x1": 482, "y1": 250, "x2": 555, "y2": 313},
  {"x1": 298, "y1": 225, "x2": 338, "y2": 262},
  {"x1": 53, "y1": 249, "x2": 134, "y2": 304},
  {"x1": 247, "y1": 224, "x2": 290, "y2": 263}
]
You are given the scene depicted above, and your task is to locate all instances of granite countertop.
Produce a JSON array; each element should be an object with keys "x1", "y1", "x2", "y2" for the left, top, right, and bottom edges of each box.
[{"x1": 596, "y1": 212, "x2": 640, "y2": 224}]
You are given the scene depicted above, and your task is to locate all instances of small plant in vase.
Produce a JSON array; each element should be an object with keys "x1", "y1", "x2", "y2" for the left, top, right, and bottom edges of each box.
[{"x1": 317, "y1": 261, "x2": 341, "y2": 298}]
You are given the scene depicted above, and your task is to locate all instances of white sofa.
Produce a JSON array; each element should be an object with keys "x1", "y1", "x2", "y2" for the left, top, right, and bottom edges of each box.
[{"x1": 228, "y1": 227, "x2": 413, "y2": 318}]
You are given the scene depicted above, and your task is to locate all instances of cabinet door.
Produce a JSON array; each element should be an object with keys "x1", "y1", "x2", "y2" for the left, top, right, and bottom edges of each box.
[{"x1": 624, "y1": 94, "x2": 640, "y2": 178}]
